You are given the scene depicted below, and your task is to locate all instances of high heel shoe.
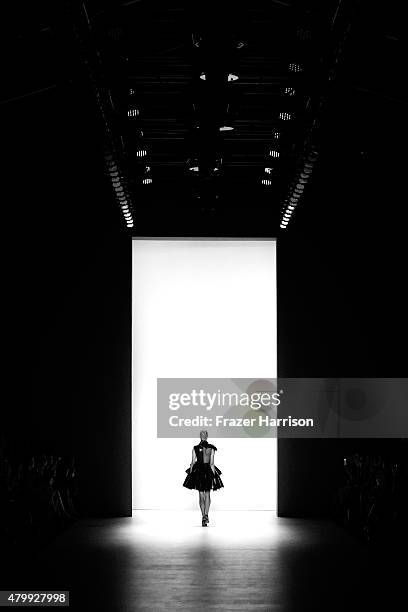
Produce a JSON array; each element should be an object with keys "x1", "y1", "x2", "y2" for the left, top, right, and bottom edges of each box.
[
  {"x1": 203, "y1": 514, "x2": 209, "y2": 525},
  {"x1": 202, "y1": 516, "x2": 207, "y2": 527}
]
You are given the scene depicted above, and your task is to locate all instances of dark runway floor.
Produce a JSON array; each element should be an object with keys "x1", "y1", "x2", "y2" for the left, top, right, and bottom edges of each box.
[{"x1": 3, "y1": 511, "x2": 404, "y2": 611}]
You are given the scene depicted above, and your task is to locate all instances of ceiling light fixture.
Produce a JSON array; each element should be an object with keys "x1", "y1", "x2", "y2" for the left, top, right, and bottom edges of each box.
[
  {"x1": 105, "y1": 151, "x2": 134, "y2": 229},
  {"x1": 288, "y1": 62, "x2": 303, "y2": 73},
  {"x1": 279, "y1": 112, "x2": 293, "y2": 121},
  {"x1": 280, "y1": 147, "x2": 318, "y2": 229}
]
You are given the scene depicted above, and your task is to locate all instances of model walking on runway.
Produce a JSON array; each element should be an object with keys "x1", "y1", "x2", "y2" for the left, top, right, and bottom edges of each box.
[{"x1": 183, "y1": 430, "x2": 224, "y2": 526}]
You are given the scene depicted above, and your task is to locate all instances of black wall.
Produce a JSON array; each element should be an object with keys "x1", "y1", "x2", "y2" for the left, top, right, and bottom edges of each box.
[
  {"x1": 3, "y1": 82, "x2": 132, "y2": 517},
  {"x1": 276, "y1": 83, "x2": 407, "y2": 516}
]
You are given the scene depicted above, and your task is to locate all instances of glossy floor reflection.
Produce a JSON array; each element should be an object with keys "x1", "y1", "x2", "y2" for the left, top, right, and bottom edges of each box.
[{"x1": 12, "y1": 511, "x2": 403, "y2": 611}]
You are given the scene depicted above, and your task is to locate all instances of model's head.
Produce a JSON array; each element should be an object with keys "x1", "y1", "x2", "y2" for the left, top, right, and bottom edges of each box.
[{"x1": 199, "y1": 430, "x2": 208, "y2": 441}]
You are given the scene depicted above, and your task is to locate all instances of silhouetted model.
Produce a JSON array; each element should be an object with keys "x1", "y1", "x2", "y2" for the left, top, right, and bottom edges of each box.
[{"x1": 183, "y1": 430, "x2": 224, "y2": 526}]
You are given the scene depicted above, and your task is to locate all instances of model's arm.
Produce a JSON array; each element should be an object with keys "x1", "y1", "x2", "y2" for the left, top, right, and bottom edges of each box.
[
  {"x1": 210, "y1": 449, "x2": 215, "y2": 474},
  {"x1": 190, "y1": 448, "x2": 196, "y2": 473}
]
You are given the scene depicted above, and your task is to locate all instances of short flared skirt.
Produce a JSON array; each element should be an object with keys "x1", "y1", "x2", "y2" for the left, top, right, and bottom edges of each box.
[{"x1": 183, "y1": 463, "x2": 224, "y2": 492}]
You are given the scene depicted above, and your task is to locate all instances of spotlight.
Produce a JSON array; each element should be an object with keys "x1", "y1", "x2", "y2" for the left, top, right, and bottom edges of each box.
[
  {"x1": 227, "y1": 73, "x2": 239, "y2": 82},
  {"x1": 199, "y1": 72, "x2": 206, "y2": 80},
  {"x1": 219, "y1": 125, "x2": 234, "y2": 131},
  {"x1": 269, "y1": 150, "x2": 280, "y2": 158},
  {"x1": 143, "y1": 178, "x2": 153, "y2": 185},
  {"x1": 279, "y1": 112, "x2": 293, "y2": 121},
  {"x1": 284, "y1": 87, "x2": 296, "y2": 96},
  {"x1": 128, "y1": 108, "x2": 140, "y2": 118},
  {"x1": 188, "y1": 157, "x2": 199, "y2": 171},
  {"x1": 265, "y1": 167, "x2": 273, "y2": 174},
  {"x1": 136, "y1": 149, "x2": 147, "y2": 157},
  {"x1": 297, "y1": 27, "x2": 312, "y2": 41},
  {"x1": 261, "y1": 179, "x2": 272, "y2": 186},
  {"x1": 288, "y1": 62, "x2": 303, "y2": 73},
  {"x1": 295, "y1": 184, "x2": 305, "y2": 191},
  {"x1": 273, "y1": 130, "x2": 281, "y2": 139}
]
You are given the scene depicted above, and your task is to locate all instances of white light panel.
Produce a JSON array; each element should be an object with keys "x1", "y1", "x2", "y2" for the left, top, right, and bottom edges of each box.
[{"x1": 132, "y1": 239, "x2": 277, "y2": 511}]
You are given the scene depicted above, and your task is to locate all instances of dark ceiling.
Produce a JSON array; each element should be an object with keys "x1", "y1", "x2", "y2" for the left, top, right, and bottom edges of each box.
[
  {"x1": 1, "y1": 0, "x2": 408, "y2": 385},
  {"x1": 1, "y1": 0, "x2": 406, "y2": 237}
]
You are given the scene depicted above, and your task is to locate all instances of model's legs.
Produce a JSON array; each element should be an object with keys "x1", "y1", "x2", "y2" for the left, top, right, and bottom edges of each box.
[
  {"x1": 204, "y1": 491, "x2": 211, "y2": 516},
  {"x1": 199, "y1": 491, "x2": 205, "y2": 515}
]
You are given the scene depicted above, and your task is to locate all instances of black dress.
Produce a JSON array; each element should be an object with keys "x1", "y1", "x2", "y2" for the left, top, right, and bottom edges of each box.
[{"x1": 183, "y1": 441, "x2": 224, "y2": 492}]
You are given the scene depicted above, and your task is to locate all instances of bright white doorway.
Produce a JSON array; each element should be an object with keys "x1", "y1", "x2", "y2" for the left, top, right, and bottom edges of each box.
[{"x1": 132, "y1": 239, "x2": 277, "y2": 511}]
